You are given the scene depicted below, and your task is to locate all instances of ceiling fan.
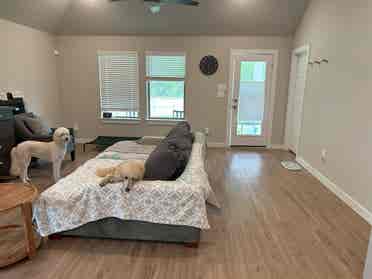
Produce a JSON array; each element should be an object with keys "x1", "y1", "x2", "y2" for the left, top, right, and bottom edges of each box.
[{"x1": 110, "y1": 0, "x2": 200, "y2": 14}]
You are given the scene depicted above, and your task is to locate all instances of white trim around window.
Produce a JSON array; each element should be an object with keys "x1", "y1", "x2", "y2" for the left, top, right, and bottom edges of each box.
[{"x1": 145, "y1": 51, "x2": 187, "y2": 122}]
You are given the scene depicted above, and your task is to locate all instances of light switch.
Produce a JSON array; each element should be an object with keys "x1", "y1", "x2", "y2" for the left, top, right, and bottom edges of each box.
[{"x1": 217, "y1": 83, "x2": 227, "y2": 91}]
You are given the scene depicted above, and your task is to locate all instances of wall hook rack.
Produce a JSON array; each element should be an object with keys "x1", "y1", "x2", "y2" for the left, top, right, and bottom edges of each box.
[{"x1": 309, "y1": 59, "x2": 329, "y2": 66}]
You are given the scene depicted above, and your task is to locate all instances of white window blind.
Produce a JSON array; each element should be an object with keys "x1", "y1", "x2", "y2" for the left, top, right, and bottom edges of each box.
[
  {"x1": 146, "y1": 52, "x2": 186, "y2": 78},
  {"x1": 98, "y1": 51, "x2": 139, "y2": 119}
]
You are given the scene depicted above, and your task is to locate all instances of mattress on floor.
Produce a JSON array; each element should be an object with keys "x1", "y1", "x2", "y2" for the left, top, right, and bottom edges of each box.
[
  {"x1": 33, "y1": 133, "x2": 214, "y2": 237},
  {"x1": 59, "y1": 218, "x2": 201, "y2": 244}
]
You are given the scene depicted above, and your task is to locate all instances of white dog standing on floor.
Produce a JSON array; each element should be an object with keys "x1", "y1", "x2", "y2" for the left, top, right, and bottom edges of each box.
[{"x1": 10, "y1": 127, "x2": 71, "y2": 183}]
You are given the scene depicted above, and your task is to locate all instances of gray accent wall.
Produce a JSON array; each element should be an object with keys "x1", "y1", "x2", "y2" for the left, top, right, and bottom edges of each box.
[
  {"x1": 56, "y1": 35, "x2": 292, "y2": 144},
  {"x1": 0, "y1": 17, "x2": 292, "y2": 145},
  {"x1": 0, "y1": 19, "x2": 61, "y2": 127},
  {"x1": 294, "y1": 0, "x2": 372, "y2": 214}
]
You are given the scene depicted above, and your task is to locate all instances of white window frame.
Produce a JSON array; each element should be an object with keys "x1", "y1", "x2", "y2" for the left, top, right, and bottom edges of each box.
[
  {"x1": 97, "y1": 51, "x2": 140, "y2": 123},
  {"x1": 145, "y1": 51, "x2": 187, "y2": 122}
]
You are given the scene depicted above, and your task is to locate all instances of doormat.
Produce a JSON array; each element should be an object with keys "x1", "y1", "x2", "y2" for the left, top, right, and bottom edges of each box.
[{"x1": 281, "y1": 161, "x2": 302, "y2": 171}]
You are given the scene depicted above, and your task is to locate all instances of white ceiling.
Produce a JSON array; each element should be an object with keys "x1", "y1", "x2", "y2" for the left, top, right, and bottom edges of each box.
[{"x1": 0, "y1": 0, "x2": 309, "y2": 36}]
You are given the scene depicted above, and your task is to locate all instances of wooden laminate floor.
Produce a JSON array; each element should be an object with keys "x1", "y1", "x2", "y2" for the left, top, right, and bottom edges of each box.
[{"x1": 0, "y1": 146, "x2": 370, "y2": 279}]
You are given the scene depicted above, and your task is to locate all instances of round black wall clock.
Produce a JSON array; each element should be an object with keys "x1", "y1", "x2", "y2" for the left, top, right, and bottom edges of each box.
[{"x1": 199, "y1": 55, "x2": 219, "y2": 76}]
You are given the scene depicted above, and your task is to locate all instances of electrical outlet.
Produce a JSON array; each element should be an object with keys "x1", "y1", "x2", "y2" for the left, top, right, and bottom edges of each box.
[
  {"x1": 204, "y1": 128, "x2": 209, "y2": 136},
  {"x1": 321, "y1": 149, "x2": 327, "y2": 162}
]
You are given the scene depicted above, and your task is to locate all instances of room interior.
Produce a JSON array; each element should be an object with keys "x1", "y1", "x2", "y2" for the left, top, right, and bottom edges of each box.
[{"x1": 0, "y1": 0, "x2": 372, "y2": 278}]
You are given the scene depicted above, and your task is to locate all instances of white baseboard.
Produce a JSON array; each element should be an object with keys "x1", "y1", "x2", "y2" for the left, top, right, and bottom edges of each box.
[
  {"x1": 297, "y1": 157, "x2": 372, "y2": 225},
  {"x1": 207, "y1": 143, "x2": 287, "y2": 149},
  {"x1": 269, "y1": 144, "x2": 288, "y2": 150},
  {"x1": 76, "y1": 138, "x2": 227, "y2": 148},
  {"x1": 207, "y1": 142, "x2": 226, "y2": 148},
  {"x1": 75, "y1": 137, "x2": 95, "y2": 144}
]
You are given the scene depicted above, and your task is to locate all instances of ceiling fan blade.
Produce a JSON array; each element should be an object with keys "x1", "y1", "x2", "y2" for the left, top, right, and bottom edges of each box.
[{"x1": 144, "y1": 0, "x2": 199, "y2": 6}]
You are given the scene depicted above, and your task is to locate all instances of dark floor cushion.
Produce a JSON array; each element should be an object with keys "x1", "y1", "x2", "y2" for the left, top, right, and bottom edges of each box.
[{"x1": 144, "y1": 122, "x2": 194, "y2": 181}]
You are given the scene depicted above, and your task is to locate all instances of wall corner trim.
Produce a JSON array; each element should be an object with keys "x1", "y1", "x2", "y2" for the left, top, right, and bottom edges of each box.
[{"x1": 296, "y1": 157, "x2": 372, "y2": 225}]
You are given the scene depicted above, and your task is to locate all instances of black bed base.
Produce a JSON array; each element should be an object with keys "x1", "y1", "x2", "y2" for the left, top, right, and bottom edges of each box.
[{"x1": 50, "y1": 218, "x2": 200, "y2": 247}]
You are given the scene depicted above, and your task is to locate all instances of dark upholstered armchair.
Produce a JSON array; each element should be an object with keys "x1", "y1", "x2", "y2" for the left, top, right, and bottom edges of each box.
[{"x1": 14, "y1": 114, "x2": 76, "y2": 161}]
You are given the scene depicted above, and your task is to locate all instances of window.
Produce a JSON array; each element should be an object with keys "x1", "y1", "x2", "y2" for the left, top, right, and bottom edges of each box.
[
  {"x1": 146, "y1": 52, "x2": 186, "y2": 120},
  {"x1": 240, "y1": 61, "x2": 266, "y2": 82},
  {"x1": 237, "y1": 61, "x2": 267, "y2": 136},
  {"x1": 98, "y1": 51, "x2": 139, "y2": 120}
]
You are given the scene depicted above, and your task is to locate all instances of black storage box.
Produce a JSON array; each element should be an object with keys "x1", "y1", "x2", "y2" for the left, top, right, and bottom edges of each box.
[{"x1": 0, "y1": 106, "x2": 15, "y2": 176}]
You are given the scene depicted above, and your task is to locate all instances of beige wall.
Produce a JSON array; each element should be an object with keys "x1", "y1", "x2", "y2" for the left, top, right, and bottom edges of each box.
[
  {"x1": 0, "y1": 19, "x2": 61, "y2": 126},
  {"x1": 294, "y1": 0, "x2": 372, "y2": 213},
  {"x1": 56, "y1": 35, "x2": 292, "y2": 144}
]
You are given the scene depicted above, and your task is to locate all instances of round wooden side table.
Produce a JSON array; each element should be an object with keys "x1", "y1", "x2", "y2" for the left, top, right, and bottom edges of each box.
[{"x1": 0, "y1": 183, "x2": 41, "y2": 268}]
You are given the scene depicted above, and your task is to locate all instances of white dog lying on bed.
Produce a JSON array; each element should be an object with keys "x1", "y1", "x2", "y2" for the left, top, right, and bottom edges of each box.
[
  {"x1": 10, "y1": 127, "x2": 71, "y2": 183},
  {"x1": 96, "y1": 160, "x2": 145, "y2": 192}
]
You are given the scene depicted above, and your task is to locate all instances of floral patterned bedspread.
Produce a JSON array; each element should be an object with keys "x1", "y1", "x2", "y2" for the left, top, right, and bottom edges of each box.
[{"x1": 33, "y1": 133, "x2": 214, "y2": 237}]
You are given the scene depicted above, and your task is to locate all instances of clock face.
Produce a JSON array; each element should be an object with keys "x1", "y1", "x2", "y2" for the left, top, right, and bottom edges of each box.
[{"x1": 199, "y1": 55, "x2": 219, "y2": 76}]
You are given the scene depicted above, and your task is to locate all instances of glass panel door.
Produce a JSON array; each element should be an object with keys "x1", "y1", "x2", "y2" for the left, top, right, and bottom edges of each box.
[
  {"x1": 230, "y1": 53, "x2": 273, "y2": 146},
  {"x1": 236, "y1": 61, "x2": 267, "y2": 136}
]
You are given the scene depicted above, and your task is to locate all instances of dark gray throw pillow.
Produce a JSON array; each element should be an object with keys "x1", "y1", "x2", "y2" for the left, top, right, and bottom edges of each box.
[
  {"x1": 23, "y1": 116, "x2": 51, "y2": 136},
  {"x1": 144, "y1": 121, "x2": 194, "y2": 181},
  {"x1": 144, "y1": 142, "x2": 179, "y2": 180},
  {"x1": 166, "y1": 121, "x2": 191, "y2": 137},
  {"x1": 15, "y1": 113, "x2": 52, "y2": 136}
]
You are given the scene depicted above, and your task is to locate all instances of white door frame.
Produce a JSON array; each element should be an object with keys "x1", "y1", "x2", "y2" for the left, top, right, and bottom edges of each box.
[
  {"x1": 284, "y1": 45, "x2": 310, "y2": 155},
  {"x1": 226, "y1": 49, "x2": 279, "y2": 147}
]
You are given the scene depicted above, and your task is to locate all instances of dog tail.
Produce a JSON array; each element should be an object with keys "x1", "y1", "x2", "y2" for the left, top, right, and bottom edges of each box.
[
  {"x1": 10, "y1": 147, "x2": 20, "y2": 176},
  {"x1": 96, "y1": 167, "x2": 115, "y2": 177}
]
